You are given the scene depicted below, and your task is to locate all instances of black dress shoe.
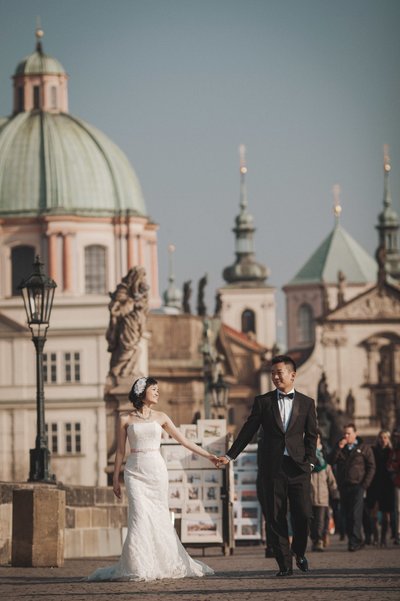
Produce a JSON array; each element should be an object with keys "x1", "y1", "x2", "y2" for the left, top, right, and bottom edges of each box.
[
  {"x1": 348, "y1": 542, "x2": 364, "y2": 552},
  {"x1": 276, "y1": 568, "x2": 293, "y2": 577},
  {"x1": 295, "y1": 555, "x2": 309, "y2": 572}
]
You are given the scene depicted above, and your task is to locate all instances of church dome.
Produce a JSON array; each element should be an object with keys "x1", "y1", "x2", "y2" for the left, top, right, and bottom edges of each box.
[
  {"x1": 0, "y1": 112, "x2": 146, "y2": 217},
  {"x1": 14, "y1": 49, "x2": 66, "y2": 76},
  {"x1": 0, "y1": 32, "x2": 146, "y2": 218}
]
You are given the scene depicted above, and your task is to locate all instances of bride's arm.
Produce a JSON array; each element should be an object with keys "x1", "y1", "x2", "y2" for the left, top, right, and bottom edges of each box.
[
  {"x1": 113, "y1": 417, "x2": 128, "y2": 498},
  {"x1": 160, "y1": 413, "x2": 219, "y2": 466}
]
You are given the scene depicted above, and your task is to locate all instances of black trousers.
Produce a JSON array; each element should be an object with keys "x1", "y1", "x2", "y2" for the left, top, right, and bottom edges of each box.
[
  {"x1": 263, "y1": 456, "x2": 312, "y2": 570},
  {"x1": 341, "y1": 484, "x2": 364, "y2": 548},
  {"x1": 310, "y1": 506, "x2": 328, "y2": 542}
]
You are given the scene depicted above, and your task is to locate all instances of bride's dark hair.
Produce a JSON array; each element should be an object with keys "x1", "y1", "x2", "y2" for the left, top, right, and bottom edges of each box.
[{"x1": 129, "y1": 377, "x2": 158, "y2": 410}]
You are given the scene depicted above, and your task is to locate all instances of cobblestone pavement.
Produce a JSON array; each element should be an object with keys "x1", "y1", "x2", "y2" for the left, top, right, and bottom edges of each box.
[{"x1": 1, "y1": 538, "x2": 399, "y2": 601}]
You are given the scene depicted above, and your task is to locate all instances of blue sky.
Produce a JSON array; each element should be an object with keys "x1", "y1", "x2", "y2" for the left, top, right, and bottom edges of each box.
[{"x1": 1, "y1": 0, "x2": 399, "y2": 347}]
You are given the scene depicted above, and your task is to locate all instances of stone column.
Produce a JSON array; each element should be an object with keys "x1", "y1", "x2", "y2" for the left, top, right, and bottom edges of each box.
[
  {"x1": 12, "y1": 485, "x2": 65, "y2": 567},
  {"x1": 137, "y1": 235, "x2": 144, "y2": 266},
  {"x1": 127, "y1": 224, "x2": 136, "y2": 269},
  {"x1": 47, "y1": 233, "x2": 58, "y2": 282},
  {"x1": 150, "y1": 240, "x2": 159, "y2": 301},
  {"x1": 62, "y1": 233, "x2": 73, "y2": 293}
]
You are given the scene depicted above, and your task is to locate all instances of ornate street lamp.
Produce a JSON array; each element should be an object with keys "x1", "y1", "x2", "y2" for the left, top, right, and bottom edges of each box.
[
  {"x1": 211, "y1": 373, "x2": 229, "y2": 408},
  {"x1": 18, "y1": 256, "x2": 57, "y2": 482}
]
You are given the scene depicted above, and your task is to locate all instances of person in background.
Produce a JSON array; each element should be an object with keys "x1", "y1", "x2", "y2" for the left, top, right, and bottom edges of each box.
[
  {"x1": 388, "y1": 429, "x2": 400, "y2": 545},
  {"x1": 365, "y1": 430, "x2": 394, "y2": 547},
  {"x1": 310, "y1": 432, "x2": 339, "y2": 551},
  {"x1": 329, "y1": 423, "x2": 375, "y2": 551}
]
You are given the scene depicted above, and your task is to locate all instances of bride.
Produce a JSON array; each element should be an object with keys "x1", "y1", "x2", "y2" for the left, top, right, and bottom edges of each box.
[{"x1": 87, "y1": 376, "x2": 218, "y2": 581}]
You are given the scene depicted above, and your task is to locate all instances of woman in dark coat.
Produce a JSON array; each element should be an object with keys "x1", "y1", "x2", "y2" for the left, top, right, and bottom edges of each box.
[{"x1": 365, "y1": 430, "x2": 394, "y2": 546}]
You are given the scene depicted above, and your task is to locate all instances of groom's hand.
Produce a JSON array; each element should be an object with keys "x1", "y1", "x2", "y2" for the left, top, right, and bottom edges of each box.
[{"x1": 217, "y1": 456, "x2": 230, "y2": 468}]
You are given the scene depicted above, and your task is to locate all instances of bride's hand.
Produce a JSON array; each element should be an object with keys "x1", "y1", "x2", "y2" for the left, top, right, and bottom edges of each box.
[
  {"x1": 113, "y1": 482, "x2": 122, "y2": 499},
  {"x1": 208, "y1": 454, "x2": 219, "y2": 467}
]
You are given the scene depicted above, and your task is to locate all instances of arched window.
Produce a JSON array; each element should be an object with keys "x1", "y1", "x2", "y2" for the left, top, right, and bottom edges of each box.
[
  {"x1": 241, "y1": 309, "x2": 256, "y2": 335},
  {"x1": 84, "y1": 245, "x2": 107, "y2": 294},
  {"x1": 297, "y1": 303, "x2": 314, "y2": 345},
  {"x1": 11, "y1": 245, "x2": 35, "y2": 296}
]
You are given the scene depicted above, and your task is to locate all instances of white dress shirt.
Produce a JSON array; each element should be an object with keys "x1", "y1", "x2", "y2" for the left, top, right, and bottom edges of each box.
[{"x1": 277, "y1": 388, "x2": 295, "y2": 455}]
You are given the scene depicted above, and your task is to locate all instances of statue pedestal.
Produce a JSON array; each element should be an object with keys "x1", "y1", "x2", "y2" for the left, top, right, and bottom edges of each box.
[{"x1": 12, "y1": 485, "x2": 65, "y2": 567}]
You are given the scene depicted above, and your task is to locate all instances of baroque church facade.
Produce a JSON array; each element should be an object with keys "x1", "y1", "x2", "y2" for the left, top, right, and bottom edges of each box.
[
  {"x1": 0, "y1": 34, "x2": 270, "y2": 487},
  {"x1": 0, "y1": 32, "x2": 161, "y2": 485},
  {"x1": 285, "y1": 156, "x2": 400, "y2": 437}
]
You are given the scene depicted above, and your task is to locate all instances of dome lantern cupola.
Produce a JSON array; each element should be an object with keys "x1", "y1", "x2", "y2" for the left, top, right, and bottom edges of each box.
[
  {"x1": 13, "y1": 28, "x2": 68, "y2": 114},
  {"x1": 376, "y1": 145, "x2": 400, "y2": 279},
  {"x1": 222, "y1": 145, "x2": 268, "y2": 285}
]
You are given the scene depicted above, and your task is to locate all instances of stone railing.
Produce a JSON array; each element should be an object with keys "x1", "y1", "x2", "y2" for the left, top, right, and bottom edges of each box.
[{"x1": 0, "y1": 482, "x2": 128, "y2": 564}]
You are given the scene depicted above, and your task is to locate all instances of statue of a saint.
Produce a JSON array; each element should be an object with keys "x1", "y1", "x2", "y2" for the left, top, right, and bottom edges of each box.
[
  {"x1": 197, "y1": 274, "x2": 208, "y2": 317},
  {"x1": 106, "y1": 266, "x2": 149, "y2": 384},
  {"x1": 182, "y1": 280, "x2": 192, "y2": 314}
]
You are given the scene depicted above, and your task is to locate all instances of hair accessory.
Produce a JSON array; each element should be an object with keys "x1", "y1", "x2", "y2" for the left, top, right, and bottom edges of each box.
[{"x1": 133, "y1": 377, "x2": 147, "y2": 396}]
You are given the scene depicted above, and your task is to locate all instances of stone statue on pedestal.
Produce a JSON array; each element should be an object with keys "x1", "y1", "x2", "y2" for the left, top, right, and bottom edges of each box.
[{"x1": 106, "y1": 266, "x2": 149, "y2": 386}]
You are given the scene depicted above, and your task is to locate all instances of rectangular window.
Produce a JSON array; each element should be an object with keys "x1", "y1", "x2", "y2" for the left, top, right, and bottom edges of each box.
[
  {"x1": 50, "y1": 86, "x2": 57, "y2": 109},
  {"x1": 33, "y1": 85, "x2": 40, "y2": 109},
  {"x1": 17, "y1": 86, "x2": 24, "y2": 112},
  {"x1": 64, "y1": 422, "x2": 81, "y2": 454},
  {"x1": 43, "y1": 353, "x2": 57, "y2": 383},
  {"x1": 45, "y1": 422, "x2": 59, "y2": 454},
  {"x1": 85, "y1": 245, "x2": 107, "y2": 294},
  {"x1": 63, "y1": 352, "x2": 81, "y2": 383}
]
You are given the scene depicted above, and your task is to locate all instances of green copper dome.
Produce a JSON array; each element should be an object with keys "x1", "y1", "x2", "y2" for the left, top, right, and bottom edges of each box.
[{"x1": 0, "y1": 111, "x2": 147, "y2": 217}]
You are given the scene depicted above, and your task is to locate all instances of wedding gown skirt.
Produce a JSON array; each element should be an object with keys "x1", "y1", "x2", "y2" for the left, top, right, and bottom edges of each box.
[{"x1": 88, "y1": 421, "x2": 214, "y2": 581}]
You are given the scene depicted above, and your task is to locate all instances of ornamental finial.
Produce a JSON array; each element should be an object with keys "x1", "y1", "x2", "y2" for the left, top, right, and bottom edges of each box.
[{"x1": 332, "y1": 184, "x2": 342, "y2": 223}]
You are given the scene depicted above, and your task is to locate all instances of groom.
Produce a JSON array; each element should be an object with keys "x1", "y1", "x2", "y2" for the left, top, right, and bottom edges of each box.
[{"x1": 218, "y1": 355, "x2": 317, "y2": 576}]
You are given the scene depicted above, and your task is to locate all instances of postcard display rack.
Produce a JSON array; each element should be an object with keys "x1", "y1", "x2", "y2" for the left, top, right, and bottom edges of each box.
[
  {"x1": 161, "y1": 419, "x2": 234, "y2": 554},
  {"x1": 233, "y1": 443, "x2": 262, "y2": 541}
]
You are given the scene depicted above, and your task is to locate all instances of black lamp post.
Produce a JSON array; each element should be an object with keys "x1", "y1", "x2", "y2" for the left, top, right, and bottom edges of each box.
[
  {"x1": 211, "y1": 373, "x2": 229, "y2": 408},
  {"x1": 18, "y1": 256, "x2": 57, "y2": 483}
]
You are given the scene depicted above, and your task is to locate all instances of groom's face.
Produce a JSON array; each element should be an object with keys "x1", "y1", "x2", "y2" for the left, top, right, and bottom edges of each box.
[{"x1": 271, "y1": 362, "x2": 296, "y2": 393}]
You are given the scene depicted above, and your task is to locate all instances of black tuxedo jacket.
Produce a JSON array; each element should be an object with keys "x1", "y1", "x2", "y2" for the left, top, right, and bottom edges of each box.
[{"x1": 227, "y1": 390, "x2": 318, "y2": 478}]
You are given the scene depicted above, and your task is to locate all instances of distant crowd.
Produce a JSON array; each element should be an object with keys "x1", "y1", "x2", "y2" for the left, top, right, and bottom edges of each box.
[{"x1": 260, "y1": 424, "x2": 400, "y2": 554}]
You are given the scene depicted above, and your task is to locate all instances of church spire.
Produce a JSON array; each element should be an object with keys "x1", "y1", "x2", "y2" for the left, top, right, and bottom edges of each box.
[
  {"x1": 376, "y1": 145, "x2": 400, "y2": 280},
  {"x1": 222, "y1": 145, "x2": 268, "y2": 285}
]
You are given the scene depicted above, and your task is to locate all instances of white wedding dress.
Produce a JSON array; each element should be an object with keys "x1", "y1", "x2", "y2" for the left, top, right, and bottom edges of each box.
[{"x1": 88, "y1": 421, "x2": 214, "y2": 581}]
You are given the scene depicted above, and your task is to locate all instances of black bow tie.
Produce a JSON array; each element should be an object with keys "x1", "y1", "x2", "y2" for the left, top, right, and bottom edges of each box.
[{"x1": 278, "y1": 392, "x2": 294, "y2": 400}]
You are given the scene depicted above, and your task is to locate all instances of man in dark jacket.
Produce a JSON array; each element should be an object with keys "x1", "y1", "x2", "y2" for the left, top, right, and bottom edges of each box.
[{"x1": 329, "y1": 423, "x2": 375, "y2": 551}]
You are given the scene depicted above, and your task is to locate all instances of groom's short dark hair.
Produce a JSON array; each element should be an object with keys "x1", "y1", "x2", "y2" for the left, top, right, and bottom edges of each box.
[{"x1": 272, "y1": 354, "x2": 297, "y2": 372}]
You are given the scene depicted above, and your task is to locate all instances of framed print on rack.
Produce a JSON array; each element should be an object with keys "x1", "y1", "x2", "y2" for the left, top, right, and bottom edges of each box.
[
  {"x1": 179, "y1": 424, "x2": 199, "y2": 441},
  {"x1": 241, "y1": 504, "x2": 260, "y2": 520},
  {"x1": 197, "y1": 419, "x2": 226, "y2": 441},
  {"x1": 187, "y1": 485, "x2": 202, "y2": 501},
  {"x1": 203, "y1": 470, "x2": 222, "y2": 485},
  {"x1": 204, "y1": 484, "x2": 219, "y2": 501},
  {"x1": 168, "y1": 484, "x2": 184, "y2": 506},
  {"x1": 186, "y1": 470, "x2": 203, "y2": 485},
  {"x1": 181, "y1": 516, "x2": 223, "y2": 543}
]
